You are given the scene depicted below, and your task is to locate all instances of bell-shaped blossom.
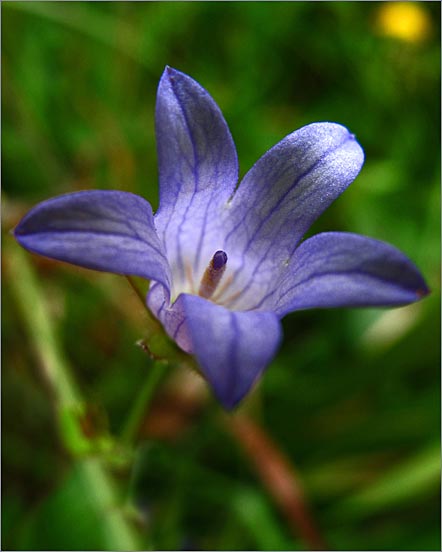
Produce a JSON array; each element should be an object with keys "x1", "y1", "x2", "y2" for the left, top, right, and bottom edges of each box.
[{"x1": 14, "y1": 67, "x2": 428, "y2": 409}]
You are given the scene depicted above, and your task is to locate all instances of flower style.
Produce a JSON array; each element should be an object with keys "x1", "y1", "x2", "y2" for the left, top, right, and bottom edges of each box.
[{"x1": 14, "y1": 67, "x2": 428, "y2": 409}]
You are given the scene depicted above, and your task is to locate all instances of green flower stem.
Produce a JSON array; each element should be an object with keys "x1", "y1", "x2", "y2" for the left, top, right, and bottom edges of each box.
[
  {"x1": 121, "y1": 275, "x2": 171, "y2": 447},
  {"x1": 76, "y1": 457, "x2": 141, "y2": 550},
  {"x1": 8, "y1": 245, "x2": 81, "y2": 410},
  {"x1": 7, "y1": 242, "x2": 141, "y2": 550},
  {"x1": 121, "y1": 359, "x2": 168, "y2": 446}
]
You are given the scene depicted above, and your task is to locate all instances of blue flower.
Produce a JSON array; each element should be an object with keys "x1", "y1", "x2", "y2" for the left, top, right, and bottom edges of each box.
[{"x1": 14, "y1": 67, "x2": 428, "y2": 409}]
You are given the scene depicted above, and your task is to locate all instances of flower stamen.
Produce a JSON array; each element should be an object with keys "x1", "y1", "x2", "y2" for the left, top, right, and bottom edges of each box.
[{"x1": 199, "y1": 250, "x2": 228, "y2": 299}]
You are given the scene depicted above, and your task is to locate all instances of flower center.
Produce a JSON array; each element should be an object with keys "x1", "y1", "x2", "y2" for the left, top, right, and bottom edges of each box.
[{"x1": 198, "y1": 250, "x2": 228, "y2": 299}]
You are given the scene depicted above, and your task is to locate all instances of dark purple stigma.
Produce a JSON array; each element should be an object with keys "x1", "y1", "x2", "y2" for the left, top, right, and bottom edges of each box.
[{"x1": 212, "y1": 250, "x2": 228, "y2": 270}]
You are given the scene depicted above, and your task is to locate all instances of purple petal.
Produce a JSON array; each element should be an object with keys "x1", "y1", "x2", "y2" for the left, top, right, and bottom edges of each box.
[
  {"x1": 154, "y1": 67, "x2": 238, "y2": 289},
  {"x1": 219, "y1": 123, "x2": 364, "y2": 310},
  {"x1": 180, "y1": 294, "x2": 282, "y2": 409},
  {"x1": 255, "y1": 232, "x2": 429, "y2": 316},
  {"x1": 146, "y1": 282, "x2": 192, "y2": 353},
  {"x1": 147, "y1": 285, "x2": 282, "y2": 409},
  {"x1": 14, "y1": 191, "x2": 171, "y2": 291}
]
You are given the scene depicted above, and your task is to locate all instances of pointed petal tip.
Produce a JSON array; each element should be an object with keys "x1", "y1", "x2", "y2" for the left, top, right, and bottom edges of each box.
[
  {"x1": 159, "y1": 65, "x2": 175, "y2": 86},
  {"x1": 160, "y1": 67, "x2": 205, "y2": 93},
  {"x1": 304, "y1": 121, "x2": 365, "y2": 158},
  {"x1": 13, "y1": 214, "x2": 33, "y2": 238},
  {"x1": 347, "y1": 130, "x2": 363, "y2": 150},
  {"x1": 13, "y1": 214, "x2": 35, "y2": 242},
  {"x1": 416, "y1": 285, "x2": 431, "y2": 299},
  {"x1": 161, "y1": 65, "x2": 184, "y2": 84},
  {"x1": 213, "y1": 385, "x2": 248, "y2": 411},
  {"x1": 179, "y1": 296, "x2": 281, "y2": 411},
  {"x1": 218, "y1": 397, "x2": 240, "y2": 412},
  {"x1": 158, "y1": 66, "x2": 195, "y2": 100},
  {"x1": 11, "y1": 191, "x2": 172, "y2": 290},
  {"x1": 272, "y1": 232, "x2": 430, "y2": 315}
]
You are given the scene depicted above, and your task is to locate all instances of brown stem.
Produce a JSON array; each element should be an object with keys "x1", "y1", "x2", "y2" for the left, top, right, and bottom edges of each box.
[{"x1": 225, "y1": 413, "x2": 328, "y2": 551}]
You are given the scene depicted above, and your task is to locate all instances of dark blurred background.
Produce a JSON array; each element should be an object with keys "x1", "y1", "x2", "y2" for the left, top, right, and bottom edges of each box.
[{"x1": 2, "y1": 2, "x2": 440, "y2": 550}]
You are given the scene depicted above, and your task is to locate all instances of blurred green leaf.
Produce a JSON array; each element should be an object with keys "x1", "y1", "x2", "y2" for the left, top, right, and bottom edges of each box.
[
  {"x1": 232, "y1": 487, "x2": 295, "y2": 550},
  {"x1": 18, "y1": 458, "x2": 140, "y2": 550},
  {"x1": 330, "y1": 444, "x2": 440, "y2": 520}
]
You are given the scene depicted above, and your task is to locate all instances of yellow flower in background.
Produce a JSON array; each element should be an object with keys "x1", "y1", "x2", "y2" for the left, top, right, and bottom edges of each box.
[{"x1": 376, "y1": 2, "x2": 431, "y2": 43}]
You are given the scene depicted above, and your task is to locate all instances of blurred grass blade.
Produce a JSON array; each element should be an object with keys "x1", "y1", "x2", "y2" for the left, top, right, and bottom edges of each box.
[
  {"x1": 6, "y1": 239, "x2": 141, "y2": 550},
  {"x1": 7, "y1": 240, "x2": 81, "y2": 409},
  {"x1": 17, "y1": 458, "x2": 141, "y2": 551},
  {"x1": 4, "y1": 1, "x2": 154, "y2": 71},
  {"x1": 232, "y1": 487, "x2": 295, "y2": 550},
  {"x1": 330, "y1": 444, "x2": 440, "y2": 520}
]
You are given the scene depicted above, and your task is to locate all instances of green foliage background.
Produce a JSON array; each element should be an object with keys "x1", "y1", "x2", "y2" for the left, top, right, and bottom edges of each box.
[{"x1": 2, "y1": 2, "x2": 440, "y2": 550}]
